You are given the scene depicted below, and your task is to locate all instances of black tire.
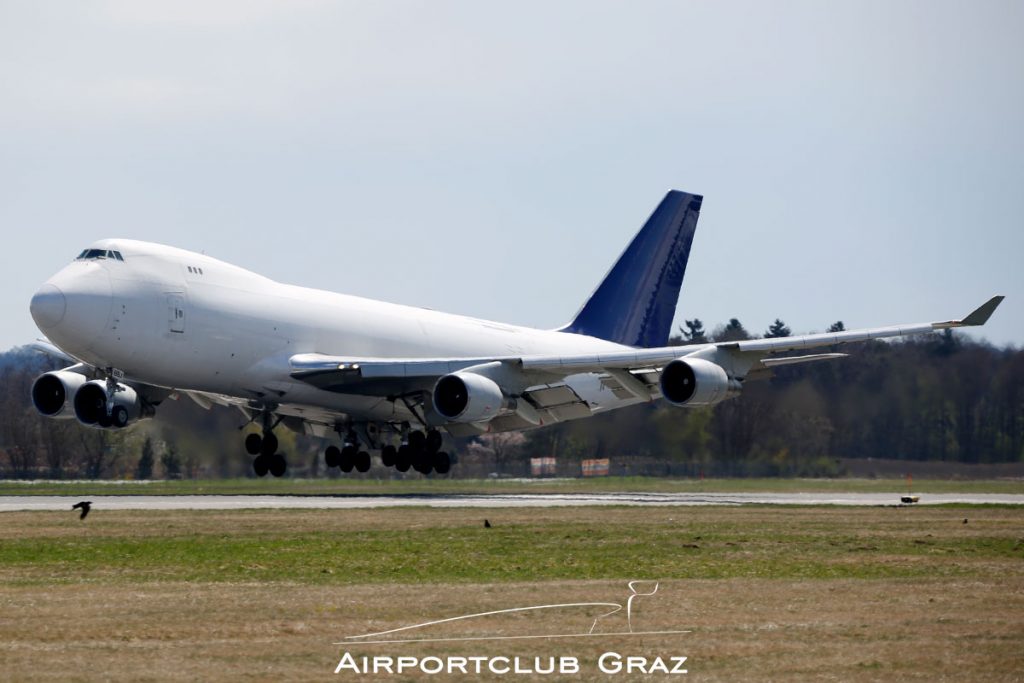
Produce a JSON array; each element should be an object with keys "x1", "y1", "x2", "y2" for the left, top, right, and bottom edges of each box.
[
  {"x1": 111, "y1": 405, "x2": 130, "y2": 428},
  {"x1": 395, "y1": 445, "x2": 412, "y2": 472},
  {"x1": 355, "y1": 451, "x2": 371, "y2": 473},
  {"x1": 324, "y1": 445, "x2": 341, "y2": 468},
  {"x1": 408, "y1": 430, "x2": 426, "y2": 452},
  {"x1": 269, "y1": 453, "x2": 287, "y2": 477},
  {"x1": 245, "y1": 433, "x2": 262, "y2": 455},
  {"x1": 97, "y1": 413, "x2": 113, "y2": 428},
  {"x1": 413, "y1": 450, "x2": 433, "y2": 475},
  {"x1": 339, "y1": 445, "x2": 356, "y2": 473},
  {"x1": 260, "y1": 432, "x2": 278, "y2": 457},
  {"x1": 426, "y1": 429, "x2": 443, "y2": 453},
  {"x1": 253, "y1": 454, "x2": 269, "y2": 477},
  {"x1": 434, "y1": 451, "x2": 451, "y2": 475},
  {"x1": 380, "y1": 444, "x2": 397, "y2": 467}
]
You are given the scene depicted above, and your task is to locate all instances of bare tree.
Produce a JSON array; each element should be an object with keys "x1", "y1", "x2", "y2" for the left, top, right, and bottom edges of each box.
[
  {"x1": 0, "y1": 365, "x2": 41, "y2": 478},
  {"x1": 78, "y1": 429, "x2": 121, "y2": 479},
  {"x1": 40, "y1": 420, "x2": 76, "y2": 478},
  {"x1": 466, "y1": 432, "x2": 527, "y2": 476}
]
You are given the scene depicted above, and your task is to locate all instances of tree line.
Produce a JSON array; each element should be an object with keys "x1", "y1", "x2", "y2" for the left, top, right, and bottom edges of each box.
[
  {"x1": 526, "y1": 319, "x2": 1023, "y2": 476},
  {"x1": 1, "y1": 318, "x2": 1021, "y2": 479}
]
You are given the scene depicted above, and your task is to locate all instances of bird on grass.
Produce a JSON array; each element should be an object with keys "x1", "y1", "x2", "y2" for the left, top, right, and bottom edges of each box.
[
  {"x1": 484, "y1": 519, "x2": 491, "y2": 528},
  {"x1": 72, "y1": 501, "x2": 92, "y2": 520}
]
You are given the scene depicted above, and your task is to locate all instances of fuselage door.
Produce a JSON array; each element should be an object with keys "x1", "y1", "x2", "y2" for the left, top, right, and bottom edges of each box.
[{"x1": 167, "y1": 294, "x2": 186, "y2": 334}]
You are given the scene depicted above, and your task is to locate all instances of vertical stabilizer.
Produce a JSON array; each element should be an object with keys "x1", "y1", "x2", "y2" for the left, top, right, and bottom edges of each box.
[{"x1": 560, "y1": 190, "x2": 702, "y2": 348}]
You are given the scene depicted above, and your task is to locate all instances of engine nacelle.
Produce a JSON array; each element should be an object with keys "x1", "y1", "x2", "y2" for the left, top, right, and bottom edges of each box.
[
  {"x1": 74, "y1": 380, "x2": 142, "y2": 429},
  {"x1": 432, "y1": 372, "x2": 505, "y2": 423},
  {"x1": 31, "y1": 370, "x2": 89, "y2": 419},
  {"x1": 659, "y1": 358, "x2": 734, "y2": 407}
]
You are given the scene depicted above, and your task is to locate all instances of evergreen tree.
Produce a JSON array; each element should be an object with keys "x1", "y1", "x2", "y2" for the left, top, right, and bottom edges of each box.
[
  {"x1": 714, "y1": 318, "x2": 751, "y2": 342},
  {"x1": 765, "y1": 319, "x2": 792, "y2": 338},
  {"x1": 828, "y1": 321, "x2": 845, "y2": 333},
  {"x1": 161, "y1": 443, "x2": 182, "y2": 479},
  {"x1": 680, "y1": 319, "x2": 707, "y2": 344},
  {"x1": 136, "y1": 437, "x2": 155, "y2": 480}
]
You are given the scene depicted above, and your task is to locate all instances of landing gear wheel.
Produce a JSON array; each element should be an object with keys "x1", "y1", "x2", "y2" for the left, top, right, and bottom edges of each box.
[
  {"x1": 111, "y1": 405, "x2": 129, "y2": 428},
  {"x1": 355, "y1": 451, "x2": 371, "y2": 473},
  {"x1": 253, "y1": 454, "x2": 270, "y2": 477},
  {"x1": 426, "y1": 429, "x2": 443, "y2": 454},
  {"x1": 324, "y1": 445, "x2": 341, "y2": 468},
  {"x1": 380, "y1": 444, "x2": 397, "y2": 467},
  {"x1": 98, "y1": 413, "x2": 113, "y2": 428},
  {"x1": 339, "y1": 445, "x2": 356, "y2": 473},
  {"x1": 395, "y1": 445, "x2": 412, "y2": 472},
  {"x1": 269, "y1": 453, "x2": 287, "y2": 477},
  {"x1": 408, "y1": 430, "x2": 426, "y2": 452},
  {"x1": 433, "y1": 451, "x2": 451, "y2": 475},
  {"x1": 260, "y1": 432, "x2": 278, "y2": 457},
  {"x1": 413, "y1": 450, "x2": 433, "y2": 475},
  {"x1": 245, "y1": 433, "x2": 262, "y2": 455}
]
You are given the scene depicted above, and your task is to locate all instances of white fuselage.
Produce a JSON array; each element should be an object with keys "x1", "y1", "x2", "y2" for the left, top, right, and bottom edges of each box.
[{"x1": 33, "y1": 239, "x2": 637, "y2": 424}]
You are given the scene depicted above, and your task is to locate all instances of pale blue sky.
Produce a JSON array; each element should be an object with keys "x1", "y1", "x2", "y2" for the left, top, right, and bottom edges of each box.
[{"x1": 1, "y1": 0, "x2": 1021, "y2": 351}]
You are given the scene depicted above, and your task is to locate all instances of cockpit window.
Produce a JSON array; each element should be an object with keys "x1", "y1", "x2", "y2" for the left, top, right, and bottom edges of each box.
[{"x1": 76, "y1": 249, "x2": 124, "y2": 261}]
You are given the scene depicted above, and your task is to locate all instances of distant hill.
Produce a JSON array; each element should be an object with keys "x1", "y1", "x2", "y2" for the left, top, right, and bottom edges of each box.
[{"x1": 0, "y1": 347, "x2": 45, "y2": 371}]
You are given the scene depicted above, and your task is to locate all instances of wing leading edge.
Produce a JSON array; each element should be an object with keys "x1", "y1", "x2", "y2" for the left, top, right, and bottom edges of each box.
[{"x1": 291, "y1": 295, "x2": 1004, "y2": 389}]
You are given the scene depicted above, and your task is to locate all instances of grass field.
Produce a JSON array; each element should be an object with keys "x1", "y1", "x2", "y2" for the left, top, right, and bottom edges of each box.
[
  {"x1": 1, "y1": 475, "x2": 1022, "y2": 497},
  {"x1": 1, "y1": 504, "x2": 1022, "y2": 681}
]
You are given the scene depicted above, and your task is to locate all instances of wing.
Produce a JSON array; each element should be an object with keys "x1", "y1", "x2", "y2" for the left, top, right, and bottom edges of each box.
[
  {"x1": 289, "y1": 296, "x2": 1003, "y2": 432},
  {"x1": 516, "y1": 296, "x2": 1005, "y2": 374},
  {"x1": 30, "y1": 337, "x2": 79, "y2": 365}
]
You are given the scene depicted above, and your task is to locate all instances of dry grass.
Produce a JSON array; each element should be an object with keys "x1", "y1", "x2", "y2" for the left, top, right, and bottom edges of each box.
[{"x1": 1, "y1": 506, "x2": 1022, "y2": 681}]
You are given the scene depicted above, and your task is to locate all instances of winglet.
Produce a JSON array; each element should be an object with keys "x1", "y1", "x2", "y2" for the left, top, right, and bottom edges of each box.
[{"x1": 959, "y1": 295, "x2": 1005, "y2": 327}]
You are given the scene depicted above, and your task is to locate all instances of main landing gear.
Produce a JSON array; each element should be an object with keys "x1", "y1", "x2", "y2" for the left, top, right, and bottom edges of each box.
[
  {"x1": 322, "y1": 427, "x2": 451, "y2": 476},
  {"x1": 244, "y1": 419, "x2": 287, "y2": 478},
  {"x1": 323, "y1": 430, "x2": 371, "y2": 474},
  {"x1": 390, "y1": 428, "x2": 450, "y2": 475}
]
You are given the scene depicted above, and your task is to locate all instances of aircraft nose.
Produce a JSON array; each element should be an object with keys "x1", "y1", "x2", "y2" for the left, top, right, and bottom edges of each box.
[
  {"x1": 30, "y1": 284, "x2": 67, "y2": 330},
  {"x1": 30, "y1": 265, "x2": 112, "y2": 350}
]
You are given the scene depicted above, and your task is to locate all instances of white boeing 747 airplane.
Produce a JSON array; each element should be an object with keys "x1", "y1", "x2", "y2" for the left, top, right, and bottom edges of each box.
[{"x1": 28, "y1": 191, "x2": 1003, "y2": 477}]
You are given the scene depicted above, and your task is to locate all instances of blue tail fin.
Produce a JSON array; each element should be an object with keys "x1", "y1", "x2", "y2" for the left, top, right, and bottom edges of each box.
[{"x1": 560, "y1": 190, "x2": 702, "y2": 348}]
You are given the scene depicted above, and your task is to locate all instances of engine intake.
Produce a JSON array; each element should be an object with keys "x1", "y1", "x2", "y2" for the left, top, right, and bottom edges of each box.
[
  {"x1": 659, "y1": 358, "x2": 733, "y2": 407},
  {"x1": 74, "y1": 380, "x2": 142, "y2": 429},
  {"x1": 433, "y1": 372, "x2": 504, "y2": 423},
  {"x1": 31, "y1": 371, "x2": 88, "y2": 419}
]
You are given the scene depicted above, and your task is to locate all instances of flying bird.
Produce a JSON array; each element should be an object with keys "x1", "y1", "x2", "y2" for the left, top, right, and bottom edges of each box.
[{"x1": 72, "y1": 501, "x2": 92, "y2": 520}]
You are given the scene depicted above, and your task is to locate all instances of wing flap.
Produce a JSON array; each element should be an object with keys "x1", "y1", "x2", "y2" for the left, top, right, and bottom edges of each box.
[{"x1": 760, "y1": 353, "x2": 849, "y2": 368}]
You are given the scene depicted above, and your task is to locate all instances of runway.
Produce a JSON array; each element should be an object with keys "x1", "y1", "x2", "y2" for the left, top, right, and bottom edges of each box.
[{"x1": 2, "y1": 491, "x2": 1022, "y2": 512}]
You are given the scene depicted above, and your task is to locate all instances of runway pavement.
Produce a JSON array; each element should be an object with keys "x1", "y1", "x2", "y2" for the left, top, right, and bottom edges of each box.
[{"x1": 2, "y1": 491, "x2": 1023, "y2": 512}]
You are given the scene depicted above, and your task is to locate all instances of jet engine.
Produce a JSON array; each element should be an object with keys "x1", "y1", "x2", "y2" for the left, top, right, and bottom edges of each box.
[
  {"x1": 31, "y1": 370, "x2": 89, "y2": 419},
  {"x1": 432, "y1": 372, "x2": 505, "y2": 423},
  {"x1": 74, "y1": 380, "x2": 143, "y2": 429},
  {"x1": 659, "y1": 358, "x2": 735, "y2": 407}
]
